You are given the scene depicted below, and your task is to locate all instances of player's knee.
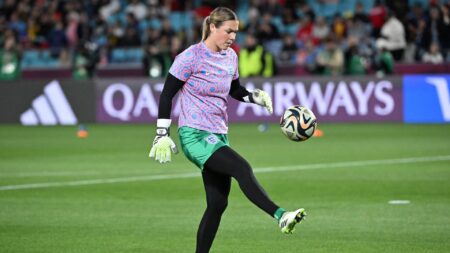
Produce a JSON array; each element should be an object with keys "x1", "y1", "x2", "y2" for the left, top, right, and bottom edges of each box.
[
  {"x1": 236, "y1": 160, "x2": 253, "y2": 179},
  {"x1": 207, "y1": 198, "x2": 228, "y2": 214}
]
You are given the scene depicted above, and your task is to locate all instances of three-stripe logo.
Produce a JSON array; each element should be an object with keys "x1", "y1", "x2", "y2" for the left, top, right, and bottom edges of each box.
[{"x1": 20, "y1": 80, "x2": 78, "y2": 125}]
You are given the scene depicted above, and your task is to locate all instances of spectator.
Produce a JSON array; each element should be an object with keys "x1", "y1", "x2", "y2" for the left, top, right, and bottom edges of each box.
[
  {"x1": 296, "y1": 15, "x2": 313, "y2": 44},
  {"x1": 107, "y1": 20, "x2": 125, "y2": 47},
  {"x1": 344, "y1": 37, "x2": 367, "y2": 75},
  {"x1": 441, "y1": 3, "x2": 450, "y2": 59},
  {"x1": 332, "y1": 14, "x2": 346, "y2": 41},
  {"x1": 354, "y1": 2, "x2": 370, "y2": 24},
  {"x1": 244, "y1": 8, "x2": 260, "y2": 35},
  {"x1": 374, "y1": 41, "x2": 394, "y2": 77},
  {"x1": 24, "y1": 18, "x2": 37, "y2": 47},
  {"x1": 0, "y1": 28, "x2": 20, "y2": 80},
  {"x1": 298, "y1": 3, "x2": 315, "y2": 21},
  {"x1": 7, "y1": 12, "x2": 26, "y2": 41},
  {"x1": 376, "y1": 11, "x2": 406, "y2": 61},
  {"x1": 169, "y1": 36, "x2": 183, "y2": 60},
  {"x1": 160, "y1": 18, "x2": 176, "y2": 40},
  {"x1": 259, "y1": 0, "x2": 283, "y2": 17},
  {"x1": 144, "y1": 27, "x2": 161, "y2": 45},
  {"x1": 239, "y1": 33, "x2": 275, "y2": 77},
  {"x1": 72, "y1": 42, "x2": 99, "y2": 78},
  {"x1": 282, "y1": 6, "x2": 299, "y2": 26},
  {"x1": 369, "y1": 0, "x2": 387, "y2": 37},
  {"x1": 296, "y1": 38, "x2": 320, "y2": 73},
  {"x1": 279, "y1": 33, "x2": 298, "y2": 64},
  {"x1": 405, "y1": 3, "x2": 424, "y2": 44},
  {"x1": 316, "y1": 36, "x2": 344, "y2": 75},
  {"x1": 142, "y1": 43, "x2": 171, "y2": 78},
  {"x1": 65, "y1": 11, "x2": 81, "y2": 48},
  {"x1": 118, "y1": 26, "x2": 141, "y2": 47},
  {"x1": 73, "y1": 43, "x2": 89, "y2": 79},
  {"x1": 422, "y1": 42, "x2": 444, "y2": 64},
  {"x1": 256, "y1": 12, "x2": 280, "y2": 43},
  {"x1": 418, "y1": 4, "x2": 450, "y2": 60},
  {"x1": 48, "y1": 21, "x2": 67, "y2": 58},
  {"x1": 346, "y1": 16, "x2": 370, "y2": 42},
  {"x1": 126, "y1": 0, "x2": 147, "y2": 20},
  {"x1": 146, "y1": 0, "x2": 163, "y2": 19},
  {"x1": 125, "y1": 12, "x2": 139, "y2": 32},
  {"x1": 99, "y1": 0, "x2": 120, "y2": 21},
  {"x1": 312, "y1": 16, "x2": 330, "y2": 44},
  {"x1": 0, "y1": 0, "x2": 17, "y2": 20}
]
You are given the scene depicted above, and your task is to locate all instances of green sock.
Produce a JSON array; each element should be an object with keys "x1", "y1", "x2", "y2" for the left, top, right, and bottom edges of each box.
[{"x1": 274, "y1": 207, "x2": 286, "y2": 221}]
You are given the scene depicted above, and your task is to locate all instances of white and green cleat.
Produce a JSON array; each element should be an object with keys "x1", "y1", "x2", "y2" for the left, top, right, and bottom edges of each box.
[{"x1": 279, "y1": 208, "x2": 306, "y2": 234}]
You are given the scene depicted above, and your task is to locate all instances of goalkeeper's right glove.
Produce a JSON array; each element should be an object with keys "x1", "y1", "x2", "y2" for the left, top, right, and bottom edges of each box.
[{"x1": 149, "y1": 119, "x2": 178, "y2": 163}]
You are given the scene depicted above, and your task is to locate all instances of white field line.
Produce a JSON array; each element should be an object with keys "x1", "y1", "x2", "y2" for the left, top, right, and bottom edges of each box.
[
  {"x1": 0, "y1": 170, "x2": 186, "y2": 178},
  {"x1": 0, "y1": 155, "x2": 449, "y2": 191},
  {"x1": 0, "y1": 171, "x2": 102, "y2": 177}
]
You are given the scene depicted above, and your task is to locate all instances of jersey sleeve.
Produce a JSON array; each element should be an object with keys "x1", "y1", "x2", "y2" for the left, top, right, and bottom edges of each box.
[
  {"x1": 158, "y1": 73, "x2": 184, "y2": 119},
  {"x1": 229, "y1": 78, "x2": 249, "y2": 102},
  {"x1": 169, "y1": 47, "x2": 196, "y2": 82}
]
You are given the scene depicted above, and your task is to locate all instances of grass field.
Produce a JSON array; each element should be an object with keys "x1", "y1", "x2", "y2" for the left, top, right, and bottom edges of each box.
[{"x1": 0, "y1": 123, "x2": 449, "y2": 253}]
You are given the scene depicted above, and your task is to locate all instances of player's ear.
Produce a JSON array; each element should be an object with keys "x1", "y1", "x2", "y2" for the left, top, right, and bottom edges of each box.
[{"x1": 209, "y1": 23, "x2": 217, "y2": 33}]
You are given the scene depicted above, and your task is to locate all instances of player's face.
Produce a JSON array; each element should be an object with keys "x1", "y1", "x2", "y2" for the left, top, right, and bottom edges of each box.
[{"x1": 210, "y1": 20, "x2": 239, "y2": 51}]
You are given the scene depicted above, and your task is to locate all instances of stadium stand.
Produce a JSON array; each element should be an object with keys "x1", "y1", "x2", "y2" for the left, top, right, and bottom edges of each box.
[{"x1": 0, "y1": 0, "x2": 449, "y2": 79}]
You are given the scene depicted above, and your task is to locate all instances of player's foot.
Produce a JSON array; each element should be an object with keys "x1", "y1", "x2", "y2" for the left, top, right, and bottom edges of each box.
[{"x1": 279, "y1": 208, "x2": 306, "y2": 234}]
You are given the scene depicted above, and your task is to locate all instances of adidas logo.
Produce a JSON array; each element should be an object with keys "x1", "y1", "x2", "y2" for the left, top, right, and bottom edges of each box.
[{"x1": 20, "y1": 80, "x2": 78, "y2": 125}]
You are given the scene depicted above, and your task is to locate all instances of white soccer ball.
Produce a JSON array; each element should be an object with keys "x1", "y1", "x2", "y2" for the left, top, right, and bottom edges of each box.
[{"x1": 280, "y1": 105, "x2": 317, "y2": 142}]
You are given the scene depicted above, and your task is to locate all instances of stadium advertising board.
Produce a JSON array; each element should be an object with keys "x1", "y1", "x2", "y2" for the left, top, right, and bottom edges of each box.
[
  {"x1": 0, "y1": 79, "x2": 95, "y2": 125},
  {"x1": 403, "y1": 75, "x2": 450, "y2": 123},
  {"x1": 96, "y1": 76, "x2": 403, "y2": 123}
]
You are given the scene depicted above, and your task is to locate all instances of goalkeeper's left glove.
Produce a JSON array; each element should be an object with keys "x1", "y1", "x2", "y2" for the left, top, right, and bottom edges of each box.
[
  {"x1": 149, "y1": 119, "x2": 179, "y2": 163},
  {"x1": 249, "y1": 89, "x2": 273, "y2": 114}
]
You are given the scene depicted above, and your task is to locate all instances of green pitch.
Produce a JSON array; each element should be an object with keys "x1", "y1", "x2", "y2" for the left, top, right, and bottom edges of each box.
[{"x1": 0, "y1": 123, "x2": 449, "y2": 253}]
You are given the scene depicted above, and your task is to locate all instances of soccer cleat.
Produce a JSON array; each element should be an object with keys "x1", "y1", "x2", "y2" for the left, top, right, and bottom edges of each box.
[{"x1": 279, "y1": 208, "x2": 306, "y2": 234}]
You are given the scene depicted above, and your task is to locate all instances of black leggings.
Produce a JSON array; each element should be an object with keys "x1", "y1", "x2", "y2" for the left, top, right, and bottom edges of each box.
[{"x1": 196, "y1": 146, "x2": 279, "y2": 253}]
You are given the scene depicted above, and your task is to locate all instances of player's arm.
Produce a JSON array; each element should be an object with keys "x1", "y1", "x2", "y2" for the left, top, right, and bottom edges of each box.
[
  {"x1": 158, "y1": 73, "x2": 184, "y2": 119},
  {"x1": 229, "y1": 78, "x2": 273, "y2": 114},
  {"x1": 149, "y1": 73, "x2": 184, "y2": 163}
]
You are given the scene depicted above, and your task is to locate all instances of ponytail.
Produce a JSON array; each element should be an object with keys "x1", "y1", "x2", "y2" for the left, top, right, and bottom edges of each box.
[{"x1": 201, "y1": 16, "x2": 211, "y2": 41}]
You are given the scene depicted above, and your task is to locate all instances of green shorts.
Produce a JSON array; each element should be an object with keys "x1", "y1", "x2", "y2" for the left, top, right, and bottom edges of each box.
[{"x1": 178, "y1": 126, "x2": 229, "y2": 170}]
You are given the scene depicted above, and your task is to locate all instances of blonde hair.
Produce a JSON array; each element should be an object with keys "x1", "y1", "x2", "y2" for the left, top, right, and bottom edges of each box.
[{"x1": 201, "y1": 7, "x2": 238, "y2": 41}]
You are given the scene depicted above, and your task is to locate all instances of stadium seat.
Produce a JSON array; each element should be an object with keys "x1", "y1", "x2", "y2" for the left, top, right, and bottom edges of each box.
[
  {"x1": 21, "y1": 50, "x2": 60, "y2": 69},
  {"x1": 146, "y1": 18, "x2": 161, "y2": 30},
  {"x1": 284, "y1": 23, "x2": 300, "y2": 36},
  {"x1": 182, "y1": 12, "x2": 193, "y2": 32},
  {"x1": 264, "y1": 40, "x2": 283, "y2": 57},
  {"x1": 271, "y1": 16, "x2": 285, "y2": 34},
  {"x1": 110, "y1": 48, "x2": 127, "y2": 63},
  {"x1": 169, "y1": 12, "x2": 183, "y2": 32},
  {"x1": 127, "y1": 48, "x2": 143, "y2": 62},
  {"x1": 110, "y1": 48, "x2": 143, "y2": 64}
]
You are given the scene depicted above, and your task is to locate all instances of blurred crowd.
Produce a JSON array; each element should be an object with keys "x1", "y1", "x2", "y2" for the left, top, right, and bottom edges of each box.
[{"x1": 0, "y1": 0, "x2": 449, "y2": 79}]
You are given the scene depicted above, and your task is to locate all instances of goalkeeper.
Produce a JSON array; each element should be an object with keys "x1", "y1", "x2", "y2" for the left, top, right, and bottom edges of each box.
[{"x1": 149, "y1": 7, "x2": 306, "y2": 253}]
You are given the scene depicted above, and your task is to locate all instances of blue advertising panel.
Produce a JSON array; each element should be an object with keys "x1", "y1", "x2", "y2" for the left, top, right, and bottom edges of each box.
[{"x1": 404, "y1": 75, "x2": 450, "y2": 123}]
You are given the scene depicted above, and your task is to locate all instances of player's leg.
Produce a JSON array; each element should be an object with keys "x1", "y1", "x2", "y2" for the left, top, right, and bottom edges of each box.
[
  {"x1": 196, "y1": 168, "x2": 231, "y2": 253},
  {"x1": 204, "y1": 146, "x2": 280, "y2": 217},
  {"x1": 204, "y1": 146, "x2": 306, "y2": 234}
]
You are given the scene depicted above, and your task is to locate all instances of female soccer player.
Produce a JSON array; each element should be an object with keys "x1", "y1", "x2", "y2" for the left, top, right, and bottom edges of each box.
[{"x1": 149, "y1": 7, "x2": 306, "y2": 253}]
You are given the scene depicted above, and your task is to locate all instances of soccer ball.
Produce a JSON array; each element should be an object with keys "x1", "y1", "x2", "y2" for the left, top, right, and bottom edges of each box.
[{"x1": 280, "y1": 105, "x2": 317, "y2": 142}]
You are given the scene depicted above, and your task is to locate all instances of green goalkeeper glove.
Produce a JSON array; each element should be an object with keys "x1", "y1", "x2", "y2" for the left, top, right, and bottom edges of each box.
[
  {"x1": 249, "y1": 89, "x2": 273, "y2": 114},
  {"x1": 149, "y1": 119, "x2": 178, "y2": 163}
]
